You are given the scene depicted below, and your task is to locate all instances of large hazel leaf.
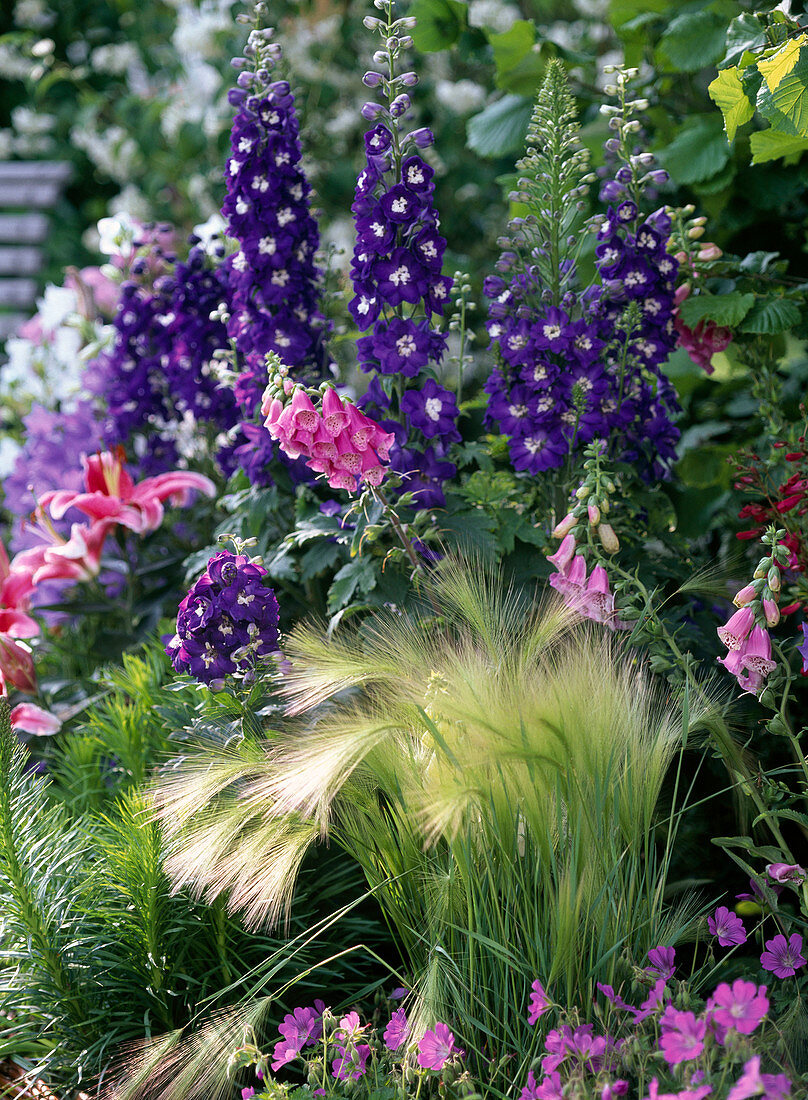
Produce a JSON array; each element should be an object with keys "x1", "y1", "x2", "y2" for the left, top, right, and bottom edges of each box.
[
  {"x1": 489, "y1": 21, "x2": 543, "y2": 96},
  {"x1": 658, "y1": 10, "x2": 727, "y2": 73},
  {"x1": 466, "y1": 94, "x2": 533, "y2": 157},
  {"x1": 708, "y1": 68, "x2": 755, "y2": 143},
  {"x1": 770, "y1": 45, "x2": 808, "y2": 136},
  {"x1": 658, "y1": 116, "x2": 731, "y2": 185},
  {"x1": 677, "y1": 291, "x2": 755, "y2": 328},
  {"x1": 738, "y1": 297, "x2": 801, "y2": 334},
  {"x1": 750, "y1": 127, "x2": 808, "y2": 164},
  {"x1": 757, "y1": 33, "x2": 807, "y2": 93},
  {"x1": 721, "y1": 13, "x2": 768, "y2": 69},
  {"x1": 410, "y1": 0, "x2": 467, "y2": 52}
]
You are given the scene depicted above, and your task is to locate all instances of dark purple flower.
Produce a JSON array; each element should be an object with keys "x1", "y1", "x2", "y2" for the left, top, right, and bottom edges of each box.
[
  {"x1": 707, "y1": 906, "x2": 747, "y2": 947},
  {"x1": 400, "y1": 379, "x2": 460, "y2": 439},
  {"x1": 760, "y1": 933, "x2": 806, "y2": 979}
]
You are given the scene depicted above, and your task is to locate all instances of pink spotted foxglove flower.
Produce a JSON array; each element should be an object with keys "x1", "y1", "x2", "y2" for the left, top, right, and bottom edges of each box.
[
  {"x1": 263, "y1": 383, "x2": 394, "y2": 494},
  {"x1": 547, "y1": 539, "x2": 629, "y2": 631}
]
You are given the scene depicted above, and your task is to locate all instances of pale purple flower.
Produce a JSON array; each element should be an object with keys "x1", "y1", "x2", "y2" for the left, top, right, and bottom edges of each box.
[
  {"x1": 528, "y1": 979, "x2": 551, "y2": 1025},
  {"x1": 707, "y1": 905, "x2": 747, "y2": 947},
  {"x1": 659, "y1": 1007, "x2": 706, "y2": 1065},
  {"x1": 331, "y1": 1043, "x2": 371, "y2": 1081},
  {"x1": 417, "y1": 1022, "x2": 459, "y2": 1070},
  {"x1": 635, "y1": 978, "x2": 668, "y2": 1022},
  {"x1": 646, "y1": 945, "x2": 676, "y2": 980},
  {"x1": 383, "y1": 1008, "x2": 409, "y2": 1051},
  {"x1": 727, "y1": 1056, "x2": 791, "y2": 1100},
  {"x1": 644, "y1": 1080, "x2": 711, "y2": 1100},
  {"x1": 760, "y1": 933, "x2": 806, "y2": 978},
  {"x1": 708, "y1": 979, "x2": 768, "y2": 1035}
]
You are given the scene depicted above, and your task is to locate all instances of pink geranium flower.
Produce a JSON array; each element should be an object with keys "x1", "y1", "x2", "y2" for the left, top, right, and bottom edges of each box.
[
  {"x1": 646, "y1": 945, "x2": 676, "y2": 980},
  {"x1": 383, "y1": 1008, "x2": 409, "y2": 1051},
  {"x1": 528, "y1": 979, "x2": 551, "y2": 1025},
  {"x1": 707, "y1": 905, "x2": 747, "y2": 947},
  {"x1": 708, "y1": 979, "x2": 768, "y2": 1035},
  {"x1": 760, "y1": 933, "x2": 806, "y2": 978},
  {"x1": 727, "y1": 1056, "x2": 791, "y2": 1100},
  {"x1": 417, "y1": 1022, "x2": 459, "y2": 1071},
  {"x1": 331, "y1": 1043, "x2": 371, "y2": 1081},
  {"x1": 659, "y1": 1007, "x2": 706, "y2": 1065}
]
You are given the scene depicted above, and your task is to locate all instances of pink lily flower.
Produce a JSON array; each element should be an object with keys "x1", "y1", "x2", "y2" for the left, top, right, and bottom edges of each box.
[
  {"x1": 11, "y1": 518, "x2": 109, "y2": 588},
  {"x1": 10, "y1": 702, "x2": 61, "y2": 736},
  {"x1": 0, "y1": 637, "x2": 37, "y2": 694},
  {"x1": 39, "y1": 450, "x2": 216, "y2": 535}
]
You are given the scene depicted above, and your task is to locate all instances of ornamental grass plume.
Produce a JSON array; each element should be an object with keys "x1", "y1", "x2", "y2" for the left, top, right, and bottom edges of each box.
[{"x1": 152, "y1": 560, "x2": 709, "y2": 1090}]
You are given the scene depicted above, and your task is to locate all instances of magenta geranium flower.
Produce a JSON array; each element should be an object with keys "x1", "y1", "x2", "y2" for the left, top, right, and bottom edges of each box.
[
  {"x1": 331, "y1": 1042, "x2": 371, "y2": 1081},
  {"x1": 727, "y1": 1055, "x2": 791, "y2": 1100},
  {"x1": 417, "y1": 1022, "x2": 459, "y2": 1071},
  {"x1": 528, "y1": 979, "x2": 551, "y2": 1025},
  {"x1": 646, "y1": 945, "x2": 676, "y2": 980},
  {"x1": 383, "y1": 1008, "x2": 409, "y2": 1051},
  {"x1": 659, "y1": 1007, "x2": 706, "y2": 1065},
  {"x1": 644, "y1": 1082, "x2": 711, "y2": 1100},
  {"x1": 707, "y1": 905, "x2": 747, "y2": 947},
  {"x1": 519, "y1": 1070, "x2": 563, "y2": 1100},
  {"x1": 709, "y1": 979, "x2": 768, "y2": 1035},
  {"x1": 760, "y1": 933, "x2": 806, "y2": 978}
]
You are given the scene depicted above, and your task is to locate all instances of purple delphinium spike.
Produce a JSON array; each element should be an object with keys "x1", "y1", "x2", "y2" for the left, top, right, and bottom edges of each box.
[
  {"x1": 221, "y1": 22, "x2": 331, "y2": 485},
  {"x1": 349, "y1": 5, "x2": 459, "y2": 509}
]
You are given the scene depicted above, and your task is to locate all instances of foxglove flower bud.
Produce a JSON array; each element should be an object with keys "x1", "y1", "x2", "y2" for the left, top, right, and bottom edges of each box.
[{"x1": 597, "y1": 523, "x2": 619, "y2": 554}]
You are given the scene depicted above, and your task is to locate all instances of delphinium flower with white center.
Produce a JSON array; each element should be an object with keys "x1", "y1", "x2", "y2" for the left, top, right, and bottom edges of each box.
[
  {"x1": 221, "y1": 6, "x2": 331, "y2": 485},
  {"x1": 483, "y1": 63, "x2": 680, "y2": 483},
  {"x1": 349, "y1": 0, "x2": 459, "y2": 509}
]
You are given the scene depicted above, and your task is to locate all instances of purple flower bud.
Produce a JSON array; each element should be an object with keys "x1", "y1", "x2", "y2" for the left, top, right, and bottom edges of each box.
[
  {"x1": 398, "y1": 71, "x2": 418, "y2": 86},
  {"x1": 647, "y1": 169, "x2": 669, "y2": 185},
  {"x1": 599, "y1": 180, "x2": 623, "y2": 201},
  {"x1": 363, "y1": 71, "x2": 384, "y2": 87},
  {"x1": 236, "y1": 71, "x2": 254, "y2": 89},
  {"x1": 407, "y1": 127, "x2": 434, "y2": 148},
  {"x1": 604, "y1": 137, "x2": 621, "y2": 153},
  {"x1": 227, "y1": 88, "x2": 247, "y2": 106},
  {"x1": 230, "y1": 57, "x2": 248, "y2": 69},
  {"x1": 361, "y1": 101, "x2": 386, "y2": 121},
  {"x1": 390, "y1": 93, "x2": 411, "y2": 117},
  {"x1": 616, "y1": 166, "x2": 633, "y2": 184}
]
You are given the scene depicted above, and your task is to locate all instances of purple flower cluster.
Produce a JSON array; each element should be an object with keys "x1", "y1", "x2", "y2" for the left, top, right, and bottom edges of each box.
[
  {"x1": 166, "y1": 550, "x2": 280, "y2": 685},
  {"x1": 484, "y1": 203, "x2": 680, "y2": 481},
  {"x1": 222, "y1": 71, "x2": 330, "y2": 485},
  {"x1": 349, "y1": 55, "x2": 459, "y2": 508}
]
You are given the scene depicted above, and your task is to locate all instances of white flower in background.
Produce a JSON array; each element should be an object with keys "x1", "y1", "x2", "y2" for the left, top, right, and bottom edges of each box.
[
  {"x1": 13, "y1": 0, "x2": 55, "y2": 29},
  {"x1": 321, "y1": 216, "x2": 356, "y2": 276},
  {"x1": 172, "y1": 1, "x2": 233, "y2": 60},
  {"x1": 89, "y1": 42, "x2": 140, "y2": 77},
  {"x1": 573, "y1": 0, "x2": 609, "y2": 15},
  {"x1": 97, "y1": 213, "x2": 139, "y2": 259},
  {"x1": 108, "y1": 185, "x2": 151, "y2": 223},
  {"x1": 467, "y1": 0, "x2": 521, "y2": 33},
  {"x1": 192, "y1": 213, "x2": 227, "y2": 255},
  {"x1": 435, "y1": 79, "x2": 487, "y2": 115},
  {"x1": 0, "y1": 437, "x2": 23, "y2": 480},
  {"x1": 0, "y1": 43, "x2": 37, "y2": 80},
  {"x1": 37, "y1": 285, "x2": 78, "y2": 332},
  {"x1": 70, "y1": 120, "x2": 140, "y2": 182},
  {"x1": 11, "y1": 106, "x2": 55, "y2": 135}
]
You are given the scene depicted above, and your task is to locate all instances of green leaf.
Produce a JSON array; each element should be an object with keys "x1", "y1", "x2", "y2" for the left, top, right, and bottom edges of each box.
[
  {"x1": 659, "y1": 11, "x2": 727, "y2": 74},
  {"x1": 299, "y1": 540, "x2": 341, "y2": 582},
  {"x1": 756, "y1": 78, "x2": 801, "y2": 137},
  {"x1": 609, "y1": 0, "x2": 668, "y2": 33},
  {"x1": 749, "y1": 127, "x2": 808, "y2": 164},
  {"x1": 327, "y1": 557, "x2": 378, "y2": 614},
  {"x1": 757, "y1": 33, "x2": 808, "y2": 93},
  {"x1": 770, "y1": 45, "x2": 808, "y2": 136},
  {"x1": 738, "y1": 296, "x2": 801, "y2": 334},
  {"x1": 410, "y1": 0, "x2": 467, "y2": 52},
  {"x1": 721, "y1": 13, "x2": 768, "y2": 69},
  {"x1": 489, "y1": 21, "x2": 544, "y2": 97},
  {"x1": 677, "y1": 291, "x2": 755, "y2": 328},
  {"x1": 708, "y1": 67, "x2": 755, "y2": 142},
  {"x1": 466, "y1": 94, "x2": 533, "y2": 158},
  {"x1": 675, "y1": 444, "x2": 734, "y2": 490},
  {"x1": 657, "y1": 116, "x2": 732, "y2": 185}
]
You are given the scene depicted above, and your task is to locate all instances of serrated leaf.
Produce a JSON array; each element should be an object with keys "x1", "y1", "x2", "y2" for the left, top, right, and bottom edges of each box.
[
  {"x1": 658, "y1": 116, "x2": 731, "y2": 184},
  {"x1": 708, "y1": 67, "x2": 755, "y2": 143},
  {"x1": 722, "y1": 13, "x2": 768, "y2": 69},
  {"x1": 770, "y1": 45, "x2": 808, "y2": 136},
  {"x1": 327, "y1": 557, "x2": 378, "y2": 614},
  {"x1": 757, "y1": 78, "x2": 801, "y2": 136},
  {"x1": 738, "y1": 297, "x2": 801, "y2": 334},
  {"x1": 410, "y1": 0, "x2": 467, "y2": 52},
  {"x1": 757, "y1": 33, "x2": 808, "y2": 93},
  {"x1": 659, "y1": 10, "x2": 727, "y2": 73},
  {"x1": 678, "y1": 291, "x2": 755, "y2": 328},
  {"x1": 750, "y1": 127, "x2": 808, "y2": 164},
  {"x1": 466, "y1": 94, "x2": 532, "y2": 158}
]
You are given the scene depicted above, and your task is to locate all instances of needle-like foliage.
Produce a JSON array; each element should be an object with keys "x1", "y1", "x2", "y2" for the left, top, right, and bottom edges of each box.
[{"x1": 152, "y1": 561, "x2": 713, "y2": 1091}]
